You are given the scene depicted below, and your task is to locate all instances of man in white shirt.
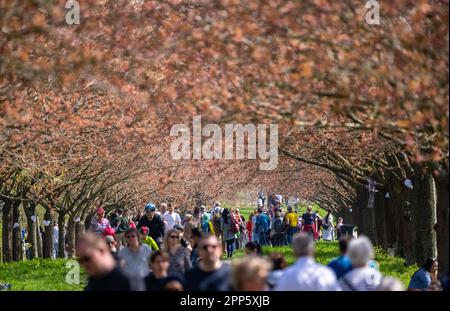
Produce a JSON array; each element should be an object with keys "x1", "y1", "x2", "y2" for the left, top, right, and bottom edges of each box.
[
  {"x1": 274, "y1": 232, "x2": 341, "y2": 291},
  {"x1": 163, "y1": 203, "x2": 181, "y2": 231}
]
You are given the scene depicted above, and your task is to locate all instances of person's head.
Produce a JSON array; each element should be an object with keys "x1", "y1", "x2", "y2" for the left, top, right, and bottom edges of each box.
[
  {"x1": 287, "y1": 206, "x2": 293, "y2": 213},
  {"x1": 257, "y1": 208, "x2": 263, "y2": 214},
  {"x1": 347, "y1": 235, "x2": 374, "y2": 268},
  {"x1": 159, "y1": 202, "x2": 167, "y2": 213},
  {"x1": 190, "y1": 227, "x2": 202, "y2": 246},
  {"x1": 96, "y1": 207, "x2": 105, "y2": 218},
  {"x1": 244, "y1": 242, "x2": 262, "y2": 256},
  {"x1": 105, "y1": 235, "x2": 117, "y2": 253},
  {"x1": 144, "y1": 203, "x2": 156, "y2": 219},
  {"x1": 376, "y1": 277, "x2": 405, "y2": 291},
  {"x1": 117, "y1": 209, "x2": 123, "y2": 216},
  {"x1": 327, "y1": 209, "x2": 332, "y2": 215},
  {"x1": 149, "y1": 251, "x2": 170, "y2": 278},
  {"x1": 164, "y1": 229, "x2": 181, "y2": 251},
  {"x1": 198, "y1": 234, "x2": 222, "y2": 265},
  {"x1": 275, "y1": 211, "x2": 281, "y2": 218},
  {"x1": 307, "y1": 206, "x2": 312, "y2": 213},
  {"x1": 293, "y1": 232, "x2": 315, "y2": 258},
  {"x1": 231, "y1": 256, "x2": 271, "y2": 291},
  {"x1": 124, "y1": 227, "x2": 141, "y2": 249},
  {"x1": 163, "y1": 277, "x2": 184, "y2": 291},
  {"x1": 268, "y1": 253, "x2": 287, "y2": 271},
  {"x1": 173, "y1": 224, "x2": 184, "y2": 237},
  {"x1": 338, "y1": 236, "x2": 351, "y2": 255},
  {"x1": 235, "y1": 208, "x2": 240, "y2": 215},
  {"x1": 167, "y1": 203, "x2": 174, "y2": 213},
  {"x1": 222, "y1": 208, "x2": 230, "y2": 219},
  {"x1": 338, "y1": 217, "x2": 343, "y2": 223},
  {"x1": 200, "y1": 205, "x2": 206, "y2": 212},
  {"x1": 76, "y1": 233, "x2": 115, "y2": 277},
  {"x1": 102, "y1": 227, "x2": 116, "y2": 238},
  {"x1": 184, "y1": 214, "x2": 193, "y2": 222},
  {"x1": 140, "y1": 226, "x2": 149, "y2": 237},
  {"x1": 422, "y1": 257, "x2": 438, "y2": 272}
]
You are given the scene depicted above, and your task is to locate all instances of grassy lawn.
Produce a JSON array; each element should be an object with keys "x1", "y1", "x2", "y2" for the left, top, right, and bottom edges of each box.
[
  {"x1": 231, "y1": 241, "x2": 417, "y2": 287},
  {"x1": 0, "y1": 258, "x2": 87, "y2": 291}
]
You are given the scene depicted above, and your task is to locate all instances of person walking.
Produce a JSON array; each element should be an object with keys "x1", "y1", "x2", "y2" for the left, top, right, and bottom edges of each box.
[
  {"x1": 340, "y1": 236, "x2": 382, "y2": 291},
  {"x1": 137, "y1": 203, "x2": 166, "y2": 249},
  {"x1": 110, "y1": 209, "x2": 129, "y2": 248},
  {"x1": 327, "y1": 237, "x2": 353, "y2": 278},
  {"x1": 271, "y1": 211, "x2": 286, "y2": 246},
  {"x1": 274, "y1": 232, "x2": 341, "y2": 291},
  {"x1": 118, "y1": 227, "x2": 152, "y2": 291},
  {"x1": 301, "y1": 206, "x2": 317, "y2": 239},
  {"x1": 89, "y1": 207, "x2": 111, "y2": 235},
  {"x1": 184, "y1": 234, "x2": 232, "y2": 291},
  {"x1": 220, "y1": 208, "x2": 238, "y2": 258},
  {"x1": 284, "y1": 206, "x2": 298, "y2": 245},
  {"x1": 322, "y1": 210, "x2": 335, "y2": 241},
  {"x1": 163, "y1": 229, "x2": 192, "y2": 277},
  {"x1": 77, "y1": 233, "x2": 131, "y2": 291},
  {"x1": 163, "y1": 203, "x2": 182, "y2": 231}
]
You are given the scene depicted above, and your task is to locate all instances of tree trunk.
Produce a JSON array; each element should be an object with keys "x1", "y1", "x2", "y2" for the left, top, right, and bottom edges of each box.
[
  {"x1": 75, "y1": 220, "x2": 85, "y2": 256},
  {"x1": 1, "y1": 200, "x2": 12, "y2": 263},
  {"x1": 12, "y1": 202, "x2": 22, "y2": 261},
  {"x1": 36, "y1": 216, "x2": 43, "y2": 258},
  {"x1": 67, "y1": 218, "x2": 76, "y2": 258},
  {"x1": 58, "y1": 212, "x2": 66, "y2": 258},
  {"x1": 435, "y1": 170, "x2": 449, "y2": 275},
  {"x1": 24, "y1": 203, "x2": 38, "y2": 259},
  {"x1": 412, "y1": 170, "x2": 438, "y2": 266},
  {"x1": 43, "y1": 209, "x2": 53, "y2": 258}
]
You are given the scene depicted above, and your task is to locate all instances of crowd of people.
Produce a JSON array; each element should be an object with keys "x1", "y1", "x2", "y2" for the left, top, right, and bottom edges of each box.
[{"x1": 77, "y1": 197, "x2": 448, "y2": 292}]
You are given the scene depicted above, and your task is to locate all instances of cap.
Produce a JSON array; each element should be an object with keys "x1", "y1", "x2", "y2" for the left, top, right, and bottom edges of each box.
[
  {"x1": 103, "y1": 227, "x2": 115, "y2": 237},
  {"x1": 141, "y1": 226, "x2": 149, "y2": 233},
  {"x1": 145, "y1": 203, "x2": 156, "y2": 212},
  {"x1": 96, "y1": 207, "x2": 105, "y2": 214}
]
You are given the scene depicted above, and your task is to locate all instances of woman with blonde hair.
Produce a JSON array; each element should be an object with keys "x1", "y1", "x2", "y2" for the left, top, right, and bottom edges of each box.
[{"x1": 163, "y1": 229, "x2": 192, "y2": 277}]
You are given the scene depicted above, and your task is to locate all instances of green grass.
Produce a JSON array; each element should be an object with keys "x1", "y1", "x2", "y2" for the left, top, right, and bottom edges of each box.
[
  {"x1": 0, "y1": 258, "x2": 87, "y2": 291},
  {"x1": 231, "y1": 241, "x2": 417, "y2": 287}
]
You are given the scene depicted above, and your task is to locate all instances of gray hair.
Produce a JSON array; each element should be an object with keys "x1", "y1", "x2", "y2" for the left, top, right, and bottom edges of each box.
[
  {"x1": 347, "y1": 235, "x2": 374, "y2": 267},
  {"x1": 293, "y1": 232, "x2": 314, "y2": 257},
  {"x1": 376, "y1": 277, "x2": 405, "y2": 291}
]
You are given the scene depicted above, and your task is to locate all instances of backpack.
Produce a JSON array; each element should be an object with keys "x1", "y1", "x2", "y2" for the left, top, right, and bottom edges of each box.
[
  {"x1": 273, "y1": 217, "x2": 284, "y2": 233},
  {"x1": 230, "y1": 215, "x2": 240, "y2": 233}
]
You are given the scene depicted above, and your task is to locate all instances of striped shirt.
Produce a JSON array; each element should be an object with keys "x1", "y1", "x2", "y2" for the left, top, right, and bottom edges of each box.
[{"x1": 340, "y1": 267, "x2": 382, "y2": 291}]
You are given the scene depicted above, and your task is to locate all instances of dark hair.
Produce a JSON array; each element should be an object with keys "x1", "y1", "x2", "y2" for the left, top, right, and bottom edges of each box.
[
  {"x1": 339, "y1": 236, "x2": 351, "y2": 254},
  {"x1": 422, "y1": 257, "x2": 437, "y2": 272},
  {"x1": 269, "y1": 253, "x2": 287, "y2": 270},
  {"x1": 191, "y1": 227, "x2": 202, "y2": 238},
  {"x1": 257, "y1": 208, "x2": 263, "y2": 214},
  {"x1": 245, "y1": 242, "x2": 262, "y2": 255},
  {"x1": 222, "y1": 208, "x2": 230, "y2": 224},
  {"x1": 150, "y1": 251, "x2": 169, "y2": 263},
  {"x1": 117, "y1": 209, "x2": 123, "y2": 215}
]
